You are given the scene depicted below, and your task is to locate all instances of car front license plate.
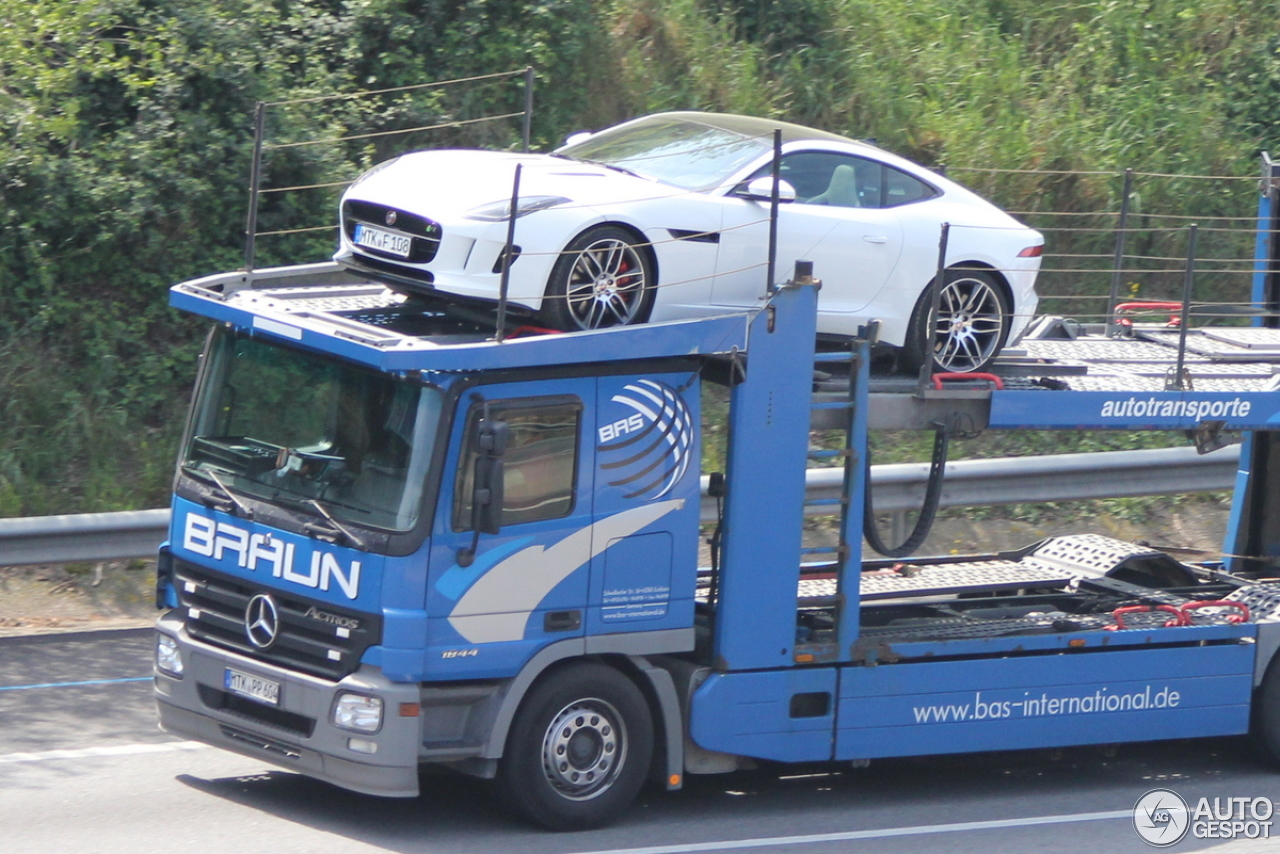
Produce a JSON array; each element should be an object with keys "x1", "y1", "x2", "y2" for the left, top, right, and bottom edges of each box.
[
  {"x1": 224, "y1": 668, "x2": 280, "y2": 706},
  {"x1": 354, "y1": 223, "x2": 412, "y2": 258}
]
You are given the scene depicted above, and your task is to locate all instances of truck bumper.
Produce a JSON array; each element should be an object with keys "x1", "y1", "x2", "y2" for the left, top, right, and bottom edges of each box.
[{"x1": 153, "y1": 613, "x2": 422, "y2": 798}]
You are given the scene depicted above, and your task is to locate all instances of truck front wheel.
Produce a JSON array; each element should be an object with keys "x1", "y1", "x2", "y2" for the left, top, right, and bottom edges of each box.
[{"x1": 496, "y1": 662, "x2": 654, "y2": 830}]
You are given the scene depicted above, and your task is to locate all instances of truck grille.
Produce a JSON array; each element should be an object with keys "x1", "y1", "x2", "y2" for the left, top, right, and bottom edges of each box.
[
  {"x1": 343, "y1": 200, "x2": 441, "y2": 263},
  {"x1": 174, "y1": 560, "x2": 381, "y2": 681}
]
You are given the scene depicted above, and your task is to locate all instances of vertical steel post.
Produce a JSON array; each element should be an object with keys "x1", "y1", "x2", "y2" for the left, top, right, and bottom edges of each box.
[
  {"x1": 243, "y1": 102, "x2": 267, "y2": 277},
  {"x1": 1106, "y1": 168, "x2": 1134, "y2": 336},
  {"x1": 522, "y1": 67, "x2": 534, "y2": 153},
  {"x1": 917, "y1": 223, "x2": 951, "y2": 392},
  {"x1": 766, "y1": 129, "x2": 782, "y2": 294},
  {"x1": 1226, "y1": 153, "x2": 1280, "y2": 572},
  {"x1": 1172, "y1": 224, "x2": 1197, "y2": 389},
  {"x1": 495, "y1": 164, "x2": 522, "y2": 342},
  {"x1": 1257, "y1": 152, "x2": 1280, "y2": 326}
]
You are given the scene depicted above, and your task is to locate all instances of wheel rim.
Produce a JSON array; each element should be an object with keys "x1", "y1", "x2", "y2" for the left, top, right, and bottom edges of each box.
[
  {"x1": 931, "y1": 275, "x2": 1005, "y2": 372},
  {"x1": 562, "y1": 238, "x2": 648, "y2": 329},
  {"x1": 540, "y1": 698, "x2": 627, "y2": 801}
]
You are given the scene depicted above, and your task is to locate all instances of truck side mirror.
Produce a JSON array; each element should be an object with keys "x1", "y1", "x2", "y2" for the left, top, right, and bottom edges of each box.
[
  {"x1": 477, "y1": 419, "x2": 510, "y2": 456},
  {"x1": 472, "y1": 456, "x2": 505, "y2": 535},
  {"x1": 459, "y1": 416, "x2": 508, "y2": 566}
]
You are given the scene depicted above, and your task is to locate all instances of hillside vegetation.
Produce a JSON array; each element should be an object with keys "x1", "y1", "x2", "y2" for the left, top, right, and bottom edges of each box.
[{"x1": 1, "y1": 0, "x2": 1278, "y2": 515}]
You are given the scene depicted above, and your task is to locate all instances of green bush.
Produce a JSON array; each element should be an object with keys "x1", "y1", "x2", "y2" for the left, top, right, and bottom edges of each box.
[{"x1": 2, "y1": 0, "x2": 1279, "y2": 514}]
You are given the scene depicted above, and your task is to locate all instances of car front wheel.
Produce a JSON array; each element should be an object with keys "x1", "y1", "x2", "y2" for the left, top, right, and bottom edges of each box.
[
  {"x1": 903, "y1": 269, "x2": 1010, "y2": 374},
  {"x1": 541, "y1": 226, "x2": 656, "y2": 331}
]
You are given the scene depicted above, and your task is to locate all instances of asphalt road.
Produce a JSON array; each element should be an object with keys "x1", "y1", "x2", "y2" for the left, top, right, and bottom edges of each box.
[{"x1": 3, "y1": 628, "x2": 1280, "y2": 853}]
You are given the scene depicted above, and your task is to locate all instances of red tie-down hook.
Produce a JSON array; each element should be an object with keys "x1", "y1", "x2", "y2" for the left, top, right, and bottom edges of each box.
[
  {"x1": 931, "y1": 372, "x2": 1004, "y2": 390},
  {"x1": 1113, "y1": 301, "x2": 1185, "y2": 330},
  {"x1": 1178, "y1": 600, "x2": 1250, "y2": 624},
  {"x1": 1104, "y1": 604, "x2": 1189, "y2": 631}
]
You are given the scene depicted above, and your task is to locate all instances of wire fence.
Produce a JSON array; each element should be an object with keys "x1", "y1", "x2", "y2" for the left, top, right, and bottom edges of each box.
[
  {"x1": 244, "y1": 68, "x2": 534, "y2": 271},
  {"x1": 240, "y1": 69, "x2": 1270, "y2": 334}
]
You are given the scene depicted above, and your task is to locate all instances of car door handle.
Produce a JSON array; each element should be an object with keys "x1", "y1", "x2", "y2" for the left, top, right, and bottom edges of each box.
[{"x1": 863, "y1": 235, "x2": 888, "y2": 244}]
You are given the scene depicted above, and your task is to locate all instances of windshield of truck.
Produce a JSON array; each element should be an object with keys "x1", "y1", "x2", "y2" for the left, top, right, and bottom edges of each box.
[
  {"x1": 556, "y1": 116, "x2": 770, "y2": 191},
  {"x1": 182, "y1": 330, "x2": 443, "y2": 532}
]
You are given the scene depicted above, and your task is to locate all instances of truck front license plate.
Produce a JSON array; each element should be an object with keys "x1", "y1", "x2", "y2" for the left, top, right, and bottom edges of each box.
[
  {"x1": 354, "y1": 223, "x2": 412, "y2": 258},
  {"x1": 224, "y1": 668, "x2": 280, "y2": 706}
]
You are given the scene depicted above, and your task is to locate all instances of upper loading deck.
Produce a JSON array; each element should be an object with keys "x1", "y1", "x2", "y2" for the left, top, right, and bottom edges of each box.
[
  {"x1": 175, "y1": 262, "x2": 1280, "y2": 434},
  {"x1": 170, "y1": 262, "x2": 753, "y2": 376}
]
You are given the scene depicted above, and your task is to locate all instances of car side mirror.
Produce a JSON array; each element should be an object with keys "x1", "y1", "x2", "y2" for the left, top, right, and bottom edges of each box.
[
  {"x1": 562, "y1": 131, "x2": 593, "y2": 147},
  {"x1": 738, "y1": 176, "x2": 797, "y2": 203}
]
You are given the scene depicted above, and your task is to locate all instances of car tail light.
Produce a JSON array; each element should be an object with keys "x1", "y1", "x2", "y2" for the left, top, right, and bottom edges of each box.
[{"x1": 1017, "y1": 245, "x2": 1044, "y2": 258}]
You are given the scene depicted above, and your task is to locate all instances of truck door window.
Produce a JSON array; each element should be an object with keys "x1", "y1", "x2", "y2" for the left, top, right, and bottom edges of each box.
[{"x1": 454, "y1": 401, "x2": 581, "y2": 530}]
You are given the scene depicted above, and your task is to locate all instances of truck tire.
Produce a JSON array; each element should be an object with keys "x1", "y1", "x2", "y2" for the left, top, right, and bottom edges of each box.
[
  {"x1": 496, "y1": 662, "x2": 654, "y2": 830},
  {"x1": 1255, "y1": 652, "x2": 1280, "y2": 766},
  {"x1": 540, "y1": 226, "x2": 656, "y2": 331},
  {"x1": 901, "y1": 268, "x2": 1010, "y2": 374}
]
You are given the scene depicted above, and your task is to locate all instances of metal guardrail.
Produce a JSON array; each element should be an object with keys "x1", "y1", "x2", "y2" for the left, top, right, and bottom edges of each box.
[
  {"x1": 0, "y1": 509, "x2": 172, "y2": 567},
  {"x1": 0, "y1": 445, "x2": 1241, "y2": 567}
]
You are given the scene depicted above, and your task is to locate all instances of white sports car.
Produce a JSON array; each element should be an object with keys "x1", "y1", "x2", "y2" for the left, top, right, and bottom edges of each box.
[{"x1": 334, "y1": 112, "x2": 1043, "y2": 372}]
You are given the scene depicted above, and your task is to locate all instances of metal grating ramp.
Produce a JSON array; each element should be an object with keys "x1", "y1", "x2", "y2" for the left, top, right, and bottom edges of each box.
[
  {"x1": 1227, "y1": 584, "x2": 1280, "y2": 623},
  {"x1": 1026, "y1": 534, "x2": 1162, "y2": 576},
  {"x1": 799, "y1": 559, "x2": 1075, "y2": 602}
]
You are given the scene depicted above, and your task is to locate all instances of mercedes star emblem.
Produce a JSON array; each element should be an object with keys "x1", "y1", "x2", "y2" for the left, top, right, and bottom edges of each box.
[{"x1": 244, "y1": 593, "x2": 280, "y2": 649}]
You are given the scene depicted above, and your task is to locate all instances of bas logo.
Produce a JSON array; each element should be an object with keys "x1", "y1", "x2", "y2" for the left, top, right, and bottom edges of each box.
[
  {"x1": 598, "y1": 379, "x2": 693, "y2": 500},
  {"x1": 182, "y1": 512, "x2": 362, "y2": 599}
]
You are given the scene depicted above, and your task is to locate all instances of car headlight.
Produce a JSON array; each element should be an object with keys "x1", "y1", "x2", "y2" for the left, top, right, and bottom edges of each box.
[
  {"x1": 464, "y1": 195, "x2": 571, "y2": 221},
  {"x1": 348, "y1": 156, "x2": 402, "y2": 190},
  {"x1": 156, "y1": 634, "x2": 183, "y2": 677},
  {"x1": 333, "y1": 692, "x2": 383, "y2": 733}
]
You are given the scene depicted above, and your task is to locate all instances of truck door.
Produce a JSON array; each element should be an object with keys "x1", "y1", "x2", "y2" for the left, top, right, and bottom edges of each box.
[
  {"x1": 425, "y1": 378, "x2": 596, "y2": 677},
  {"x1": 586, "y1": 371, "x2": 703, "y2": 638}
]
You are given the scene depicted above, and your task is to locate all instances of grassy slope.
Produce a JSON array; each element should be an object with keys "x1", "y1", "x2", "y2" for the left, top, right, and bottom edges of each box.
[{"x1": 2, "y1": 0, "x2": 1279, "y2": 514}]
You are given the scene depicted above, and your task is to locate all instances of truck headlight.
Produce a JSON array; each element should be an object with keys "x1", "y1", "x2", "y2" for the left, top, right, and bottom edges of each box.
[
  {"x1": 333, "y1": 693, "x2": 383, "y2": 733},
  {"x1": 156, "y1": 634, "x2": 184, "y2": 677}
]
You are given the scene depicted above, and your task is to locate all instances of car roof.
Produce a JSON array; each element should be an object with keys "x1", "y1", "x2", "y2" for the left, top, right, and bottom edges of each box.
[{"x1": 636, "y1": 111, "x2": 877, "y2": 150}]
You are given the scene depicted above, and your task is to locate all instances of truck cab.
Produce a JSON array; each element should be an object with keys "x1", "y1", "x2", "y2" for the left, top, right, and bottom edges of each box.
[
  {"x1": 156, "y1": 187, "x2": 1280, "y2": 829},
  {"x1": 154, "y1": 266, "x2": 744, "y2": 827}
]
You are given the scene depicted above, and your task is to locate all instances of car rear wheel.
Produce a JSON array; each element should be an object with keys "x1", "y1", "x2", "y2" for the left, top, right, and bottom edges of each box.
[
  {"x1": 903, "y1": 269, "x2": 1010, "y2": 374},
  {"x1": 541, "y1": 226, "x2": 655, "y2": 331}
]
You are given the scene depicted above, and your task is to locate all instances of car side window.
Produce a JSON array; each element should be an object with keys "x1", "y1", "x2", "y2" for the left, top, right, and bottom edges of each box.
[
  {"x1": 750, "y1": 152, "x2": 868, "y2": 208},
  {"x1": 883, "y1": 165, "x2": 937, "y2": 207},
  {"x1": 750, "y1": 152, "x2": 938, "y2": 210},
  {"x1": 453, "y1": 400, "x2": 581, "y2": 530}
]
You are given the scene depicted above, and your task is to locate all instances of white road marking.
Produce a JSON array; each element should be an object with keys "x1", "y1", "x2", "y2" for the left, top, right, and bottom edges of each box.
[
  {"x1": 567, "y1": 810, "x2": 1132, "y2": 854},
  {"x1": 0, "y1": 741, "x2": 209, "y2": 765}
]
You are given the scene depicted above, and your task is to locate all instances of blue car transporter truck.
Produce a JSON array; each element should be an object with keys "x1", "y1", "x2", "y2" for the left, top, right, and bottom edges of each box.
[{"x1": 155, "y1": 173, "x2": 1280, "y2": 830}]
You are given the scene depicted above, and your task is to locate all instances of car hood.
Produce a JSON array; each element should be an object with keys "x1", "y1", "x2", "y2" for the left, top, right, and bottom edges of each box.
[{"x1": 343, "y1": 150, "x2": 688, "y2": 218}]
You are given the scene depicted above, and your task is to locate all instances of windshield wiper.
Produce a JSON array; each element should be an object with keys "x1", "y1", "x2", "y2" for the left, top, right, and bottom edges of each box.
[
  {"x1": 183, "y1": 464, "x2": 255, "y2": 520},
  {"x1": 304, "y1": 498, "x2": 367, "y2": 552}
]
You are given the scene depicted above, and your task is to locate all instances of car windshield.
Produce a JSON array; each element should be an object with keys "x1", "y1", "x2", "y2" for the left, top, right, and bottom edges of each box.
[
  {"x1": 182, "y1": 330, "x2": 443, "y2": 532},
  {"x1": 557, "y1": 116, "x2": 771, "y2": 191}
]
